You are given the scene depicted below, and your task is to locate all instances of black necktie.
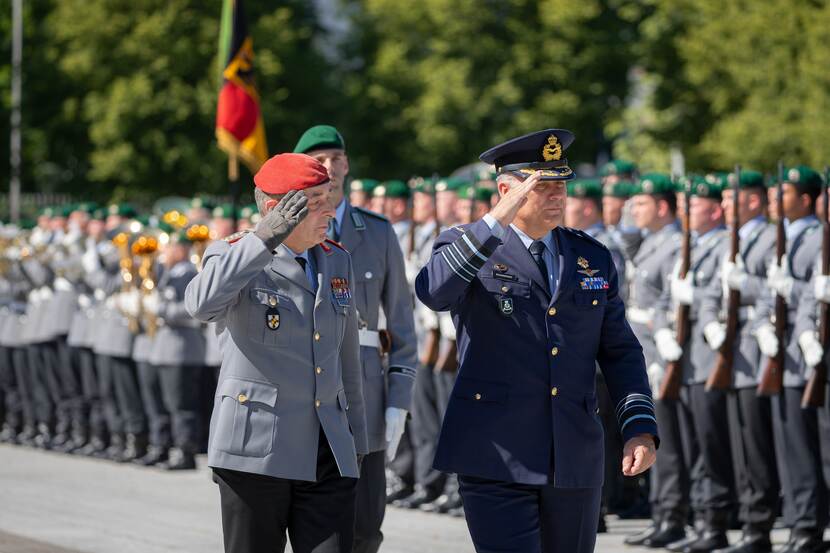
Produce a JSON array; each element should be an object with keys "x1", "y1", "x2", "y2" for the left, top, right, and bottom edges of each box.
[
  {"x1": 295, "y1": 256, "x2": 307, "y2": 272},
  {"x1": 327, "y1": 219, "x2": 339, "y2": 241},
  {"x1": 529, "y1": 240, "x2": 549, "y2": 293}
]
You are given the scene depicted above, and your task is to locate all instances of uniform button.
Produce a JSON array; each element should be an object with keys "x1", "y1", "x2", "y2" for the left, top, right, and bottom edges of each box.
[
  {"x1": 592, "y1": 299, "x2": 598, "y2": 306},
  {"x1": 315, "y1": 400, "x2": 321, "y2": 408},
  {"x1": 237, "y1": 394, "x2": 248, "y2": 404},
  {"x1": 500, "y1": 285, "x2": 509, "y2": 293},
  {"x1": 268, "y1": 296, "x2": 277, "y2": 306},
  {"x1": 548, "y1": 307, "x2": 557, "y2": 316},
  {"x1": 314, "y1": 331, "x2": 321, "y2": 341},
  {"x1": 551, "y1": 387, "x2": 558, "y2": 397},
  {"x1": 315, "y1": 367, "x2": 322, "y2": 374},
  {"x1": 365, "y1": 271, "x2": 373, "y2": 279},
  {"x1": 474, "y1": 393, "x2": 482, "y2": 400},
  {"x1": 551, "y1": 347, "x2": 559, "y2": 356}
]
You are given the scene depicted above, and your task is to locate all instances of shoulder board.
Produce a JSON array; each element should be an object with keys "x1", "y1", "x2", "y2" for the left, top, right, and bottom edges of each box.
[
  {"x1": 223, "y1": 230, "x2": 251, "y2": 244},
  {"x1": 324, "y1": 238, "x2": 348, "y2": 252},
  {"x1": 354, "y1": 206, "x2": 388, "y2": 222},
  {"x1": 568, "y1": 228, "x2": 609, "y2": 251}
]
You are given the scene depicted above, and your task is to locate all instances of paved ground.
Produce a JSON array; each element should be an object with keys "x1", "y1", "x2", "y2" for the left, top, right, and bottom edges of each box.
[{"x1": 0, "y1": 443, "x2": 823, "y2": 552}]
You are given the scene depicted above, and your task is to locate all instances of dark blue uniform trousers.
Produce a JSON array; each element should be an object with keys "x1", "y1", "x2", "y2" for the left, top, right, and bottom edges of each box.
[{"x1": 458, "y1": 475, "x2": 601, "y2": 553}]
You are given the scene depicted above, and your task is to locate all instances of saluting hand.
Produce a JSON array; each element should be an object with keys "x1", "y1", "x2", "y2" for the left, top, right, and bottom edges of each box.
[
  {"x1": 489, "y1": 171, "x2": 544, "y2": 228},
  {"x1": 254, "y1": 190, "x2": 310, "y2": 250},
  {"x1": 622, "y1": 434, "x2": 656, "y2": 477}
]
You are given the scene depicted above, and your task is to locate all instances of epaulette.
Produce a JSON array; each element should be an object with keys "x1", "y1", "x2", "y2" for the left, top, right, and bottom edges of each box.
[
  {"x1": 354, "y1": 206, "x2": 388, "y2": 222},
  {"x1": 324, "y1": 238, "x2": 348, "y2": 252},
  {"x1": 223, "y1": 230, "x2": 251, "y2": 244},
  {"x1": 568, "y1": 228, "x2": 609, "y2": 251}
]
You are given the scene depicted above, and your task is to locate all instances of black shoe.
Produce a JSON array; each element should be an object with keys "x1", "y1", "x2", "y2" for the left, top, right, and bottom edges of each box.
[
  {"x1": 386, "y1": 485, "x2": 415, "y2": 504},
  {"x1": 50, "y1": 432, "x2": 71, "y2": 449},
  {"x1": 712, "y1": 533, "x2": 771, "y2": 553},
  {"x1": 105, "y1": 434, "x2": 125, "y2": 461},
  {"x1": 776, "y1": 532, "x2": 824, "y2": 553},
  {"x1": 681, "y1": 530, "x2": 729, "y2": 552},
  {"x1": 33, "y1": 423, "x2": 53, "y2": 450},
  {"x1": 16, "y1": 426, "x2": 38, "y2": 447},
  {"x1": 118, "y1": 433, "x2": 148, "y2": 463},
  {"x1": 667, "y1": 532, "x2": 703, "y2": 552},
  {"x1": 644, "y1": 522, "x2": 687, "y2": 548},
  {"x1": 76, "y1": 436, "x2": 108, "y2": 457},
  {"x1": 393, "y1": 488, "x2": 441, "y2": 509},
  {"x1": 156, "y1": 448, "x2": 196, "y2": 470},
  {"x1": 0, "y1": 423, "x2": 20, "y2": 443},
  {"x1": 420, "y1": 492, "x2": 461, "y2": 514},
  {"x1": 624, "y1": 522, "x2": 662, "y2": 546},
  {"x1": 133, "y1": 445, "x2": 169, "y2": 466}
]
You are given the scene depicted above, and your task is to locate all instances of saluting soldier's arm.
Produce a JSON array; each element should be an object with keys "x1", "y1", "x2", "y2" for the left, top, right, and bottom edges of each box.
[
  {"x1": 185, "y1": 233, "x2": 274, "y2": 322},
  {"x1": 340, "y1": 259, "x2": 369, "y2": 455},
  {"x1": 596, "y1": 260, "x2": 659, "y2": 446},
  {"x1": 415, "y1": 218, "x2": 503, "y2": 312},
  {"x1": 381, "y1": 224, "x2": 418, "y2": 409}
]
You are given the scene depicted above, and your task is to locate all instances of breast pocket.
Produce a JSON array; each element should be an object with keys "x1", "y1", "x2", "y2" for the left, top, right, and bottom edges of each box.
[
  {"x1": 213, "y1": 377, "x2": 279, "y2": 458},
  {"x1": 245, "y1": 288, "x2": 295, "y2": 348},
  {"x1": 572, "y1": 290, "x2": 608, "y2": 310}
]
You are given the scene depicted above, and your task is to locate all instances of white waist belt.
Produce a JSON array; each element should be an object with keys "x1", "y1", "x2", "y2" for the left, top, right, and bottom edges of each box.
[
  {"x1": 627, "y1": 307, "x2": 654, "y2": 325},
  {"x1": 358, "y1": 329, "x2": 381, "y2": 348}
]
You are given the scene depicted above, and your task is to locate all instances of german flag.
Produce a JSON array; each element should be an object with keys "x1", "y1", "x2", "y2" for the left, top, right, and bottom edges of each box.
[{"x1": 215, "y1": 0, "x2": 267, "y2": 175}]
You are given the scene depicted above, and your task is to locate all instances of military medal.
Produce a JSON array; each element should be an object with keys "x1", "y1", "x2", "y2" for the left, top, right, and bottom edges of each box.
[
  {"x1": 580, "y1": 277, "x2": 609, "y2": 290},
  {"x1": 265, "y1": 307, "x2": 280, "y2": 330},
  {"x1": 331, "y1": 277, "x2": 352, "y2": 306},
  {"x1": 577, "y1": 256, "x2": 600, "y2": 277},
  {"x1": 500, "y1": 297, "x2": 514, "y2": 315}
]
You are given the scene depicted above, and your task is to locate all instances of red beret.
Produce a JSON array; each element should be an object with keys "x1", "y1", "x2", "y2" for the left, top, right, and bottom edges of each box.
[{"x1": 254, "y1": 153, "x2": 330, "y2": 194}]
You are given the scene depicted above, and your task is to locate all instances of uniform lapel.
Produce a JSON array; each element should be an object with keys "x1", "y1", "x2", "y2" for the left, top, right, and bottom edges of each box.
[
  {"x1": 552, "y1": 227, "x2": 576, "y2": 304},
  {"x1": 269, "y1": 246, "x2": 315, "y2": 296},
  {"x1": 338, "y1": 203, "x2": 365, "y2": 253}
]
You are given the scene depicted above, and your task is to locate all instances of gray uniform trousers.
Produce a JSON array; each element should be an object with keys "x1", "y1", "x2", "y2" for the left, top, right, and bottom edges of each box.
[{"x1": 134, "y1": 334, "x2": 171, "y2": 448}]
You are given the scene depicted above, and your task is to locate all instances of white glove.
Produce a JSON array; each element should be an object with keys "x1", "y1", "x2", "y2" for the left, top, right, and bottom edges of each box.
[
  {"x1": 117, "y1": 290, "x2": 141, "y2": 318},
  {"x1": 142, "y1": 291, "x2": 161, "y2": 316},
  {"x1": 647, "y1": 362, "x2": 665, "y2": 394},
  {"x1": 39, "y1": 286, "x2": 53, "y2": 300},
  {"x1": 798, "y1": 331, "x2": 824, "y2": 367},
  {"x1": 671, "y1": 273, "x2": 695, "y2": 305},
  {"x1": 655, "y1": 328, "x2": 683, "y2": 362},
  {"x1": 78, "y1": 294, "x2": 91, "y2": 309},
  {"x1": 28, "y1": 289, "x2": 40, "y2": 304},
  {"x1": 385, "y1": 407, "x2": 407, "y2": 461},
  {"x1": 767, "y1": 258, "x2": 794, "y2": 300},
  {"x1": 756, "y1": 324, "x2": 780, "y2": 358},
  {"x1": 722, "y1": 256, "x2": 748, "y2": 292},
  {"x1": 53, "y1": 277, "x2": 73, "y2": 293},
  {"x1": 93, "y1": 288, "x2": 106, "y2": 302},
  {"x1": 81, "y1": 247, "x2": 100, "y2": 274},
  {"x1": 814, "y1": 274, "x2": 830, "y2": 303},
  {"x1": 703, "y1": 322, "x2": 727, "y2": 350}
]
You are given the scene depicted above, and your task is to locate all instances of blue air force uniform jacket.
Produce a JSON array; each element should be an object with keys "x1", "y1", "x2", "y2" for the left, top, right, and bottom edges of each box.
[{"x1": 415, "y1": 219, "x2": 658, "y2": 488}]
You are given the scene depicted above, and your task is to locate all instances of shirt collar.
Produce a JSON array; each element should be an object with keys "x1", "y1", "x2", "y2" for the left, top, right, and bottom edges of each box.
[
  {"x1": 282, "y1": 243, "x2": 309, "y2": 263},
  {"x1": 510, "y1": 224, "x2": 555, "y2": 254},
  {"x1": 738, "y1": 216, "x2": 765, "y2": 241},
  {"x1": 334, "y1": 198, "x2": 347, "y2": 229},
  {"x1": 785, "y1": 214, "x2": 819, "y2": 241}
]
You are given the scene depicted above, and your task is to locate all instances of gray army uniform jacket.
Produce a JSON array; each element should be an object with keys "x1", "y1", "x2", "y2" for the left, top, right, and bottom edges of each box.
[
  {"x1": 755, "y1": 216, "x2": 821, "y2": 387},
  {"x1": 626, "y1": 222, "x2": 682, "y2": 369},
  {"x1": 149, "y1": 260, "x2": 204, "y2": 367},
  {"x1": 699, "y1": 218, "x2": 776, "y2": 388},
  {"x1": 185, "y1": 231, "x2": 368, "y2": 481},
  {"x1": 337, "y1": 204, "x2": 417, "y2": 452},
  {"x1": 88, "y1": 239, "x2": 135, "y2": 358},
  {"x1": 654, "y1": 227, "x2": 729, "y2": 384}
]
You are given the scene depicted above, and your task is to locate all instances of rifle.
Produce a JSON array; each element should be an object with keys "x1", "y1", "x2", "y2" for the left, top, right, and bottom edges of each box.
[
  {"x1": 801, "y1": 166, "x2": 830, "y2": 407},
  {"x1": 757, "y1": 161, "x2": 786, "y2": 396},
  {"x1": 658, "y1": 176, "x2": 691, "y2": 400},
  {"x1": 406, "y1": 177, "x2": 418, "y2": 260},
  {"x1": 421, "y1": 175, "x2": 442, "y2": 367},
  {"x1": 706, "y1": 165, "x2": 742, "y2": 390}
]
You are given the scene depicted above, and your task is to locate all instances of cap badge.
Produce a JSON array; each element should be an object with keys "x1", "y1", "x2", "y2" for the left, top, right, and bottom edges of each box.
[
  {"x1": 788, "y1": 168, "x2": 800, "y2": 183},
  {"x1": 542, "y1": 135, "x2": 562, "y2": 162}
]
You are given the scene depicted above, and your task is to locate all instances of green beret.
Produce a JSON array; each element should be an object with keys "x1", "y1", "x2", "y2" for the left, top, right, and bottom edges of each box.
[
  {"x1": 457, "y1": 186, "x2": 494, "y2": 203},
  {"x1": 633, "y1": 173, "x2": 674, "y2": 196},
  {"x1": 350, "y1": 178, "x2": 379, "y2": 194},
  {"x1": 39, "y1": 206, "x2": 54, "y2": 217},
  {"x1": 725, "y1": 169, "x2": 765, "y2": 189},
  {"x1": 190, "y1": 196, "x2": 215, "y2": 211},
  {"x1": 373, "y1": 180, "x2": 410, "y2": 199},
  {"x1": 135, "y1": 214, "x2": 152, "y2": 227},
  {"x1": 567, "y1": 178, "x2": 602, "y2": 199},
  {"x1": 58, "y1": 204, "x2": 75, "y2": 218},
  {"x1": 239, "y1": 204, "x2": 258, "y2": 219},
  {"x1": 91, "y1": 208, "x2": 107, "y2": 222},
  {"x1": 434, "y1": 177, "x2": 469, "y2": 194},
  {"x1": 600, "y1": 159, "x2": 637, "y2": 177},
  {"x1": 784, "y1": 165, "x2": 822, "y2": 189},
  {"x1": 19, "y1": 218, "x2": 36, "y2": 230},
  {"x1": 293, "y1": 125, "x2": 345, "y2": 154},
  {"x1": 108, "y1": 203, "x2": 138, "y2": 218},
  {"x1": 602, "y1": 180, "x2": 633, "y2": 198},
  {"x1": 212, "y1": 203, "x2": 235, "y2": 219},
  {"x1": 682, "y1": 175, "x2": 722, "y2": 200}
]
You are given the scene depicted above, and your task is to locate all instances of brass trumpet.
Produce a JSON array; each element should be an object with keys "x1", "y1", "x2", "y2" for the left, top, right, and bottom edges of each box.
[{"x1": 132, "y1": 235, "x2": 160, "y2": 337}]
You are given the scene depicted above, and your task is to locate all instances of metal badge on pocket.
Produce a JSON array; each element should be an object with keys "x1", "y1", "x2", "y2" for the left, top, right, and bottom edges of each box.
[{"x1": 265, "y1": 307, "x2": 280, "y2": 330}]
